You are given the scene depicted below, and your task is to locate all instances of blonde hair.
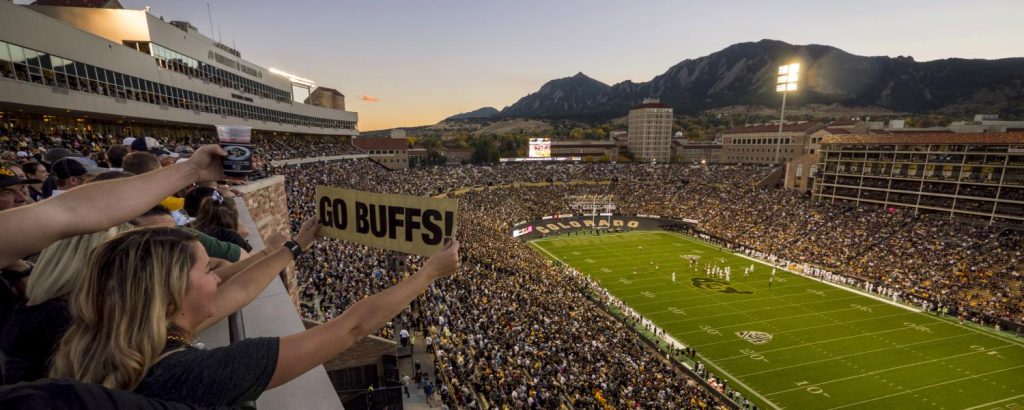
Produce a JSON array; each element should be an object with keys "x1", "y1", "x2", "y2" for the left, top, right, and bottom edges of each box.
[
  {"x1": 50, "y1": 227, "x2": 197, "y2": 389},
  {"x1": 25, "y1": 223, "x2": 134, "y2": 305}
]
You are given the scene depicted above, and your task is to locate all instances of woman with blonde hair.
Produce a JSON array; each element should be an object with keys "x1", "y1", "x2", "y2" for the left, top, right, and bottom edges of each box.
[
  {"x1": 0, "y1": 223, "x2": 132, "y2": 383},
  {"x1": 51, "y1": 217, "x2": 459, "y2": 407}
]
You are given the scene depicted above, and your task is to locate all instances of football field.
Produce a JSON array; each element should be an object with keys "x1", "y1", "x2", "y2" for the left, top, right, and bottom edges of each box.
[{"x1": 530, "y1": 231, "x2": 1024, "y2": 410}]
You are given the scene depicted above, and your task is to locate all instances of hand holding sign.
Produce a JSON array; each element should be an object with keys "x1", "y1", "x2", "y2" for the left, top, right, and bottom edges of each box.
[
  {"x1": 294, "y1": 216, "x2": 321, "y2": 251},
  {"x1": 421, "y1": 239, "x2": 460, "y2": 280}
]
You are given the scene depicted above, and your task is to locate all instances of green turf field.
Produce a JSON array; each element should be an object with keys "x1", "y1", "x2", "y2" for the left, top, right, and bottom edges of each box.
[{"x1": 530, "y1": 231, "x2": 1024, "y2": 410}]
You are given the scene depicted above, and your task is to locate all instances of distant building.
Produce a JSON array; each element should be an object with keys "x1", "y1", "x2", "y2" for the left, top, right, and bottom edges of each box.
[
  {"x1": 305, "y1": 87, "x2": 346, "y2": 111},
  {"x1": 441, "y1": 147, "x2": 472, "y2": 165},
  {"x1": 31, "y1": 0, "x2": 123, "y2": 8},
  {"x1": 812, "y1": 132, "x2": 1024, "y2": 227},
  {"x1": 407, "y1": 147, "x2": 427, "y2": 167},
  {"x1": 671, "y1": 139, "x2": 721, "y2": 164},
  {"x1": 352, "y1": 137, "x2": 408, "y2": 169},
  {"x1": 550, "y1": 139, "x2": 618, "y2": 160},
  {"x1": 953, "y1": 114, "x2": 1024, "y2": 133},
  {"x1": 390, "y1": 129, "x2": 407, "y2": 139},
  {"x1": 627, "y1": 98, "x2": 673, "y2": 163},
  {"x1": 826, "y1": 119, "x2": 869, "y2": 134},
  {"x1": 720, "y1": 121, "x2": 826, "y2": 164}
]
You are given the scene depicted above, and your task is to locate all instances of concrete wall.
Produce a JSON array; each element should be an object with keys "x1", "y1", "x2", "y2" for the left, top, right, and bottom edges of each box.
[
  {"x1": 784, "y1": 153, "x2": 818, "y2": 192},
  {"x1": 236, "y1": 175, "x2": 300, "y2": 306}
]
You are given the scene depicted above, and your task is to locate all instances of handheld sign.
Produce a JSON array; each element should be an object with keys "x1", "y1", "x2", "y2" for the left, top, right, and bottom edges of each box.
[{"x1": 316, "y1": 186, "x2": 458, "y2": 256}]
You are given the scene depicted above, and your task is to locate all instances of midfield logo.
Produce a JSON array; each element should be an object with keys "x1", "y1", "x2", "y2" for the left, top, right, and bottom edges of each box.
[
  {"x1": 736, "y1": 331, "x2": 773, "y2": 345},
  {"x1": 691, "y1": 278, "x2": 753, "y2": 295}
]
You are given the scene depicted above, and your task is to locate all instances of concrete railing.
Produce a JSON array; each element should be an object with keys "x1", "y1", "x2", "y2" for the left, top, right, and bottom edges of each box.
[{"x1": 198, "y1": 176, "x2": 344, "y2": 410}]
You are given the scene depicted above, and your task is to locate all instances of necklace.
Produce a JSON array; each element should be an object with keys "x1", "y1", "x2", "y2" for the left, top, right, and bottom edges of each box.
[{"x1": 166, "y1": 334, "x2": 196, "y2": 347}]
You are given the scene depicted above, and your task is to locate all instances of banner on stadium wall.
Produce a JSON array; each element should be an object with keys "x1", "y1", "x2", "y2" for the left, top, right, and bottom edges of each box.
[
  {"x1": 557, "y1": 214, "x2": 573, "y2": 219},
  {"x1": 316, "y1": 186, "x2": 459, "y2": 256},
  {"x1": 512, "y1": 226, "x2": 534, "y2": 238}
]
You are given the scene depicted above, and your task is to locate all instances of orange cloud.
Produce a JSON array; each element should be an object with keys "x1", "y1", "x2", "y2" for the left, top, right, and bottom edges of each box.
[{"x1": 360, "y1": 95, "x2": 380, "y2": 102}]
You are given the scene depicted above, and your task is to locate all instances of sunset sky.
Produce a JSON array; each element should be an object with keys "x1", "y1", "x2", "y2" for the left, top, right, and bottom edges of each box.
[{"x1": 112, "y1": 0, "x2": 1023, "y2": 131}]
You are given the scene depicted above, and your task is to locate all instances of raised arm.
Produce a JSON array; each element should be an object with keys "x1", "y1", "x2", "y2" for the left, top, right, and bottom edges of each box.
[
  {"x1": 0, "y1": 145, "x2": 229, "y2": 268},
  {"x1": 196, "y1": 221, "x2": 318, "y2": 333},
  {"x1": 210, "y1": 232, "x2": 288, "y2": 282},
  {"x1": 268, "y1": 240, "x2": 460, "y2": 389}
]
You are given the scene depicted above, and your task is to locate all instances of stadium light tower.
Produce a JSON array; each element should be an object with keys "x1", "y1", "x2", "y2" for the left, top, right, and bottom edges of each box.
[{"x1": 774, "y1": 63, "x2": 799, "y2": 164}]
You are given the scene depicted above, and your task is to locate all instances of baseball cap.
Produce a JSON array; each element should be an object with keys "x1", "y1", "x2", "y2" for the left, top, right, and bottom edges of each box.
[
  {"x1": 52, "y1": 157, "x2": 107, "y2": 179},
  {"x1": 43, "y1": 148, "x2": 77, "y2": 165},
  {"x1": 0, "y1": 165, "x2": 40, "y2": 189},
  {"x1": 131, "y1": 137, "x2": 171, "y2": 156}
]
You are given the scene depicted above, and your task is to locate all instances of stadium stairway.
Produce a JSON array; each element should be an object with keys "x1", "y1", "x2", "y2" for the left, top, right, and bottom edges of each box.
[{"x1": 753, "y1": 166, "x2": 784, "y2": 189}]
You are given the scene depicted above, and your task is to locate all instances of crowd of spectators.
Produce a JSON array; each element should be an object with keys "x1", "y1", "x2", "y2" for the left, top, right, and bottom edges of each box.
[
  {"x1": 270, "y1": 155, "x2": 1021, "y2": 407},
  {"x1": 1, "y1": 126, "x2": 357, "y2": 167},
  {"x1": 1, "y1": 129, "x2": 1020, "y2": 408}
]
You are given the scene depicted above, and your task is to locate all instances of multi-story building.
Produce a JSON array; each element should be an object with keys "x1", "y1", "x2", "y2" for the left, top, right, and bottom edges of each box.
[
  {"x1": 671, "y1": 139, "x2": 721, "y2": 164},
  {"x1": 720, "y1": 121, "x2": 826, "y2": 164},
  {"x1": 627, "y1": 98, "x2": 672, "y2": 163},
  {"x1": 305, "y1": 87, "x2": 346, "y2": 111},
  {"x1": 352, "y1": 137, "x2": 408, "y2": 169},
  {"x1": 0, "y1": 1, "x2": 357, "y2": 138},
  {"x1": 812, "y1": 133, "x2": 1024, "y2": 227},
  {"x1": 550, "y1": 139, "x2": 618, "y2": 160}
]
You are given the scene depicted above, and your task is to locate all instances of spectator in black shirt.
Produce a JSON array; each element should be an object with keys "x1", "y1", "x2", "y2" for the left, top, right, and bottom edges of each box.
[
  {"x1": 0, "y1": 224, "x2": 132, "y2": 384},
  {"x1": 50, "y1": 225, "x2": 459, "y2": 407}
]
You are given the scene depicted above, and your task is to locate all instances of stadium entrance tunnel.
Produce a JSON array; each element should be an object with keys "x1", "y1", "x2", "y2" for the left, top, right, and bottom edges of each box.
[{"x1": 510, "y1": 214, "x2": 696, "y2": 241}]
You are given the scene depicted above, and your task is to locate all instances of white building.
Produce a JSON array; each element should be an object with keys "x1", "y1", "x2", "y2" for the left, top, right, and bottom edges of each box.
[
  {"x1": 627, "y1": 98, "x2": 673, "y2": 163},
  {"x1": 0, "y1": 1, "x2": 357, "y2": 136}
]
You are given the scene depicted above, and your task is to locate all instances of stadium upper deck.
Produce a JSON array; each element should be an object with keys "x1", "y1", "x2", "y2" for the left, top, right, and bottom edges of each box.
[
  {"x1": 813, "y1": 133, "x2": 1024, "y2": 227},
  {"x1": 0, "y1": 1, "x2": 357, "y2": 136}
]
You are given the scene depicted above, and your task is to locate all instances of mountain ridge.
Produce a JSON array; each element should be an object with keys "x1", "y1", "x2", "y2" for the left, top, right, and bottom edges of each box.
[{"x1": 453, "y1": 39, "x2": 1024, "y2": 121}]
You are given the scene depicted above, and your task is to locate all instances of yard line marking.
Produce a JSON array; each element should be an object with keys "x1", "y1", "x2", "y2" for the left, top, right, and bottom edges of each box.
[
  {"x1": 615, "y1": 283, "x2": 836, "y2": 305},
  {"x1": 961, "y1": 393, "x2": 1024, "y2": 410},
  {"x1": 696, "y1": 311, "x2": 916, "y2": 347},
  {"x1": 765, "y1": 344, "x2": 1016, "y2": 396},
  {"x1": 696, "y1": 353, "x2": 784, "y2": 410},
  {"x1": 718, "y1": 321, "x2": 968, "y2": 361},
  {"x1": 639, "y1": 292, "x2": 860, "y2": 313},
  {"x1": 659, "y1": 301, "x2": 886, "y2": 328},
  {"x1": 736, "y1": 332, "x2": 971, "y2": 377},
  {"x1": 827, "y1": 364, "x2": 1024, "y2": 409}
]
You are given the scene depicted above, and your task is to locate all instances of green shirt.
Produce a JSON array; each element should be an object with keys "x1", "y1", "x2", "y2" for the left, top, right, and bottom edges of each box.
[{"x1": 179, "y1": 227, "x2": 242, "y2": 262}]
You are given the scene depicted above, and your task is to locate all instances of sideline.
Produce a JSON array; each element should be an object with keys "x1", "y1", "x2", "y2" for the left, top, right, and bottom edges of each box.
[
  {"x1": 665, "y1": 232, "x2": 1024, "y2": 347},
  {"x1": 697, "y1": 353, "x2": 784, "y2": 410}
]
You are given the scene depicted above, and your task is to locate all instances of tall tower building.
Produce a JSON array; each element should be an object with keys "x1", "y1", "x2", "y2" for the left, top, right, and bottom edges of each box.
[{"x1": 627, "y1": 98, "x2": 673, "y2": 162}]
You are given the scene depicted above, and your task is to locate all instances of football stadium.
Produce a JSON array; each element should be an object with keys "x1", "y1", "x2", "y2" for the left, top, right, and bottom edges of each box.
[
  {"x1": 532, "y1": 231, "x2": 1024, "y2": 409},
  {"x1": 1, "y1": 1, "x2": 1024, "y2": 410}
]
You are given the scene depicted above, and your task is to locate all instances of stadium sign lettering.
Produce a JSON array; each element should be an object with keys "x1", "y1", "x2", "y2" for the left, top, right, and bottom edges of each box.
[
  {"x1": 316, "y1": 186, "x2": 459, "y2": 256},
  {"x1": 534, "y1": 219, "x2": 639, "y2": 233}
]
